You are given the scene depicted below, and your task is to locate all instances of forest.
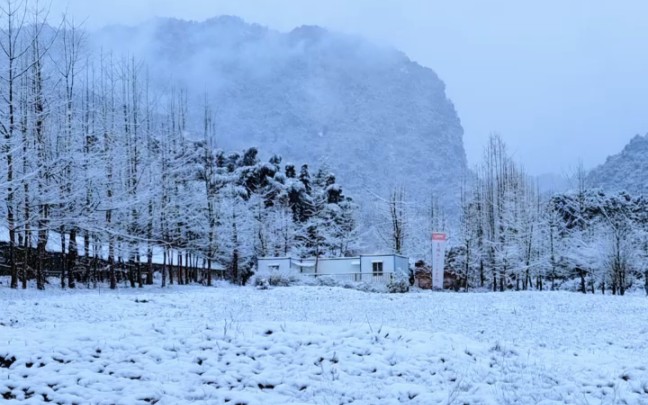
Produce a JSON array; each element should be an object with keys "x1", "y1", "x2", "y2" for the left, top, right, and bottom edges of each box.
[
  {"x1": 1, "y1": 2, "x2": 646, "y2": 295},
  {"x1": 447, "y1": 135, "x2": 648, "y2": 295},
  {"x1": 0, "y1": 2, "x2": 357, "y2": 290}
]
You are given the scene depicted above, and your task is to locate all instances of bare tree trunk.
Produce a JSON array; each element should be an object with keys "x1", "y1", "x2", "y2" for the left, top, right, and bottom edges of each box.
[
  {"x1": 464, "y1": 240, "x2": 470, "y2": 292},
  {"x1": 36, "y1": 227, "x2": 47, "y2": 290},
  {"x1": 146, "y1": 238, "x2": 153, "y2": 285},
  {"x1": 68, "y1": 228, "x2": 77, "y2": 288},
  {"x1": 177, "y1": 251, "x2": 183, "y2": 285},
  {"x1": 479, "y1": 260, "x2": 484, "y2": 287},
  {"x1": 1, "y1": 0, "x2": 20, "y2": 289},
  {"x1": 231, "y1": 208, "x2": 240, "y2": 284},
  {"x1": 60, "y1": 228, "x2": 67, "y2": 288},
  {"x1": 108, "y1": 235, "x2": 116, "y2": 289},
  {"x1": 168, "y1": 249, "x2": 174, "y2": 285},
  {"x1": 388, "y1": 187, "x2": 406, "y2": 254},
  {"x1": 161, "y1": 248, "x2": 167, "y2": 287},
  {"x1": 19, "y1": 70, "x2": 29, "y2": 289},
  {"x1": 137, "y1": 256, "x2": 142, "y2": 288},
  {"x1": 128, "y1": 258, "x2": 136, "y2": 288},
  {"x1": 146, "y1": 201, "x2": 154, "y2": 285},
  {"x1": 21, "y1": 237, "x2": 29, "y2": 288},
  {"x1": 207, "y1": 258, "x2": 212, "y2": 287}
]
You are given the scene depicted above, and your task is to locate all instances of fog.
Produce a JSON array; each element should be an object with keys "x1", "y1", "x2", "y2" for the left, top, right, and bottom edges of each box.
[{"x1": 51, "y1": 0, "x2": 648, "y2": 175}]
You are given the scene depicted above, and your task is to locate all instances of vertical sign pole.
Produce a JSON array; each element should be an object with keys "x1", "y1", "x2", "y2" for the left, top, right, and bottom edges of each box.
[{"x1": 431, "y1": 233, "x2": 447, "y2": 289}]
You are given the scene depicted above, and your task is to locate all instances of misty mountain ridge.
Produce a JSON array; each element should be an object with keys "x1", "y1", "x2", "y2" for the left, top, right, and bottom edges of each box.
[
  {"x1": 587, "y1": 134, "x2": 648, "y2": 195},
  {"x1": 93, "y1": 16, "x2": 468, "y2": 216},
  {"x1": 535, "y1": 172, "x2": 570, "y2": 195}
]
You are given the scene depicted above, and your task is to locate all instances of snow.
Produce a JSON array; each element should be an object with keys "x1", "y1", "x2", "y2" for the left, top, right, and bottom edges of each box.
[{"x1": 1, "y1": 285, "x2": 647, "y2": 404}]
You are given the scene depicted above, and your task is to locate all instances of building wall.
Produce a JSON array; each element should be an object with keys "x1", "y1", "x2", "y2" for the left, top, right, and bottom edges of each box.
[
  {"x1": 394, "y1": 255, "x2": 409, "y2": 276},
  {"x1": 257, "y1": 254, "x2": 409, "y2": 282},
  {"x1": 296, "y1": 261, "x2": 317, "y2": 274},
  {"x1": 257, "y1": 257, "x2": 293, "y2": 277},
  {"x1": 359, "y1": 255, "x2": 393, "y2": 276},
  {"x1": 315, "y1": 258, "x2": 358, "y2": 274}
]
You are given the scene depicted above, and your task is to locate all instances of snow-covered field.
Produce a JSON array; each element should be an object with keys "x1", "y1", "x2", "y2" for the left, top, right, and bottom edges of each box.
[{"x1": 1, "y1": 284, "x2": 647, "y2": 404}]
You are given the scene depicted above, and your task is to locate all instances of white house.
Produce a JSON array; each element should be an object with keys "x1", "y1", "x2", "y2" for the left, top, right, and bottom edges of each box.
[{"x1": 256, "y1": 254, "x2": 409, "y2": 283}]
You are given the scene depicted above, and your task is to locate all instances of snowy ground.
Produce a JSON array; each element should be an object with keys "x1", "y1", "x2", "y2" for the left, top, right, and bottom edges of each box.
[{"x1": 1, "y1": 284, "x2": 647, "y2": 404}]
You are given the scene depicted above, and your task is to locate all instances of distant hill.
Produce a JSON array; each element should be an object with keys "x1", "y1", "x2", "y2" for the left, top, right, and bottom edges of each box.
[{"x1": 588, "y1": 134, "x2": 648, "y2": 195}]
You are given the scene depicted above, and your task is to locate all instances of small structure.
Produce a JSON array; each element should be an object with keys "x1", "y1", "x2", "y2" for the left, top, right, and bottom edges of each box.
[
  {"x1": 413, "y1": 260, "x2": 433, "y2": 289},
  {"x1": 257, "y1": 254, "x2": 409, "y2": 283},
  {"x1": 443, "y1": 271, "x2": 465, "y2": 291},
  {"x1": 413, "y1": 260, "x2": 464, "y2": 291}
]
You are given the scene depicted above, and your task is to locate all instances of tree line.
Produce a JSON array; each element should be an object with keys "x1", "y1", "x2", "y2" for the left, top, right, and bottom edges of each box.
[
  {"x1": 0, "y1": 1, "x2": 358, "y2": 290},
  {"x1": 378, "y1": 135, "x2": 648, "y2": 295},
  {"x1": 3, "y1": 2, "x2": 645, "y2": 295},
  {"x1": 448, "y1": 135, "x2": 648, "y2": 295}
]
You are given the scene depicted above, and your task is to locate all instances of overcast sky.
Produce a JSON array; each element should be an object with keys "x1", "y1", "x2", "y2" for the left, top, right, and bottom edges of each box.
[{"x1": 51, "y1": 0, "x2": 648, "y2": 175}]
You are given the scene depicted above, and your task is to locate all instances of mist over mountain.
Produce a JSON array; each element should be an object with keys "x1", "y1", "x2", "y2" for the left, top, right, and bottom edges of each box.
[
  {"x1": 94, "y1": 16, "x2": 468, "y2": 219},
  {"x1": 587, "y1": 134, "x2": 648, "y2": 195},
  {"x1": 535, "y1": 172, "x2": 570, "y2": 195}
]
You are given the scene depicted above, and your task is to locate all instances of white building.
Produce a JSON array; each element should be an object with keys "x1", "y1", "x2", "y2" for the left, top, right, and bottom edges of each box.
[{"x1": 256, "y1": 254, "x2": 409, "y2": 283}]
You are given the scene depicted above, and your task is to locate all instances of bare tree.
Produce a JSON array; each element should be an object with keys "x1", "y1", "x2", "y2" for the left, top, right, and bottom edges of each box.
[
  {"x1": 0, "y1": 0, "x2": 30, "y2": 288},
  {"x1": 376, "y1": 186, "x2": 407, "y2": 254}
]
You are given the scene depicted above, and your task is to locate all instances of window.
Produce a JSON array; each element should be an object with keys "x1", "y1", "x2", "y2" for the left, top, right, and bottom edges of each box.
[
  {"x1": 268, "y1": 265, "x2": 280, "y2": 272},
  {"x1": 372, "y1": 261, "x2": 383, "y2": 277}
]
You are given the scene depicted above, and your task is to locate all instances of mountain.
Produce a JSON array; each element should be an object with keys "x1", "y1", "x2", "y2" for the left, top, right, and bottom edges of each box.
[
  {"x1": 93, "y1": 16, "x2": 468, "y2": 251},
  {"x1": 588, "y1": 134, "x2": 648, "y2": 195}
]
